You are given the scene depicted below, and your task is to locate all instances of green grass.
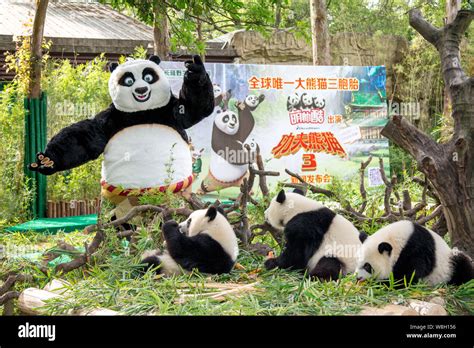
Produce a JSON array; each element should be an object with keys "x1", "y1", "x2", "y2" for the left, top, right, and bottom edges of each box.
[{"x1": 0, "y1": 228, "x2": 472, "y2": 316}]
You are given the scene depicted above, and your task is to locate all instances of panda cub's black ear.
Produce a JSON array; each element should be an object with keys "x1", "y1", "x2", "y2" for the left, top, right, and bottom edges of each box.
[
  {"x1": 206, "y1": 206, "x2": 218, "y2": 221},
  {"x1": 378, "y1": 242, "x2": 392, "y2": 256},
  {"x1": 293, "y1": 188, "x2": 305, "y2": 196},
  {"x1": 276, "y1": 189, "x2": 286, "y2": 204},
  {"x1": 359, "y1": 232, "x2": 368, "y2": 243},
  {"x1": 149, "y1": 55, "x2": 161, "y2": 65},
  {"x1": 109, "y1": 62, "x2": 119, "y2": 73}
]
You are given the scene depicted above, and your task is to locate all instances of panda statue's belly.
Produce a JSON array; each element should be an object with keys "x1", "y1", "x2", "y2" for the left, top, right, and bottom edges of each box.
[
  {"x1": 210, "y1": 150, "x2": 247, "y2": 182},
  {"x1": 101, "y1": 124, "x2": 192, "y2": 189}
]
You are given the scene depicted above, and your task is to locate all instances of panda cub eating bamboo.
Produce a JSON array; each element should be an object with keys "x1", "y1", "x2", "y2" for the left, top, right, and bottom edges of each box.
[{"x1": 140, "y1": 206, "x2": 239, "y2": 276}]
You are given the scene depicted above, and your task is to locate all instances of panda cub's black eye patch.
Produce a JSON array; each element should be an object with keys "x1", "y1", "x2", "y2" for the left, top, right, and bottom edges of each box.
[
  {"x1": 142, "y1": 68, "x2": 158, "y2": 84},
  {"x1": 363, "y1": 263, "x2": 373, "y2": 274},
  {"x1": 118, "y1": 72, "x2": 135, "y2": 87}
]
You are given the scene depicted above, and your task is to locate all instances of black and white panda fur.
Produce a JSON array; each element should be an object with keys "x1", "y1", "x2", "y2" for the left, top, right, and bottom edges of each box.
[
  {"x1": 312, "y1": 96, "x2": 325, "y2": 109},
  {"x1": 300, "y1": 93, "x2": 313, "y2": 110},
  {"x1": 355, "y1": 220, "x2": 474, "y2": 286},
  {"x1": 287, "y1": 92, "x2": 301, "y2": 111},
  {"x1": 264, "y1": 189, "x2": 363, "y2": 280},
  {"x1": 213, "y1": 84, "x2": 232, "y2": 109},
  {"x1": 140, "y1": 206, "x2": 239, "y2": 276},
  {"x1": 207, "y1": 94, "x2": 264, "y2": 183},
  {"x1": 244, "y1": 95, "x2": 262, "y2": 111},
  {"x1": 28, "y1": 55, "x2": 214, "y2": 192}
]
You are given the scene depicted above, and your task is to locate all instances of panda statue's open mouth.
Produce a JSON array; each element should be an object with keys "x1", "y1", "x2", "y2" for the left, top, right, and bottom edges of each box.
[{"x1": 133, "y1": 91, "x2": 151, "y2": 102}]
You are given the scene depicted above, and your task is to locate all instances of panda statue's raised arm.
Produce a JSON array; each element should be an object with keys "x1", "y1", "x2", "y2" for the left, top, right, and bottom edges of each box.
[{"x1": 29, "y1": 55, "x2": 214, "y2": 196}]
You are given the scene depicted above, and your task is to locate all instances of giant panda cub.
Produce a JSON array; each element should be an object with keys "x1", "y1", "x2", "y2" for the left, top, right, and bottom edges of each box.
[
  {"x1": 355, "y1": 220, "x2": 474, "y2": 286},
  {"x1": 287, "y1": 93, "x2": 301, "y2": 111},
  {"x1": 264, "y1": 189, "x2": 363, "y2": 280},
  {"x1": 140, "y1": 206, "x2": 239, "y2": 276}
]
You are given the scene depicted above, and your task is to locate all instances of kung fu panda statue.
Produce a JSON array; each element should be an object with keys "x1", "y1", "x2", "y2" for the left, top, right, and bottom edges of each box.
[{"x1": 29, "y1": 55, "x2": 214, "y2": 211}]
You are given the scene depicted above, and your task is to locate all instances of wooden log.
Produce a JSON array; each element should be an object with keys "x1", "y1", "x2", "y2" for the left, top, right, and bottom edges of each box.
[
  {"x1": 47, "y1": 200, "x2": 53, "y2": 218},
  {"x1": 18, "y1": 287, "x2": 119, "y2": 316},
  {"x1": 18, "y1": 288, "x2": 62, "y2": 315},
  {"x1": 3, "y1": 298, "x2": 15, "y2": 315},
  {"x1": 73, "y1": 201, "x2": 78, "y2": 216},
  {"x1": 52, "y1": 201, "x2": 57, "y2": 218},
  {"x1": 79, "y1": 200, "x2": 85, "y2": 215},
  {"x1": 61, "y1": 201, "x2": 66, "y2": 217}
]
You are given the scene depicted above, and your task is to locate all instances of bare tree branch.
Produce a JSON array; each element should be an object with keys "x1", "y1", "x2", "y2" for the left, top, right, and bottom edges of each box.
[{"x1": 408, "y1": 8, "x2": 441, "y2": 46}]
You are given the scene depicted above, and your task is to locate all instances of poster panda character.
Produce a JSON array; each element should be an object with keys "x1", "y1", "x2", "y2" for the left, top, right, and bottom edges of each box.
[{"x1": 198, "y1": 94, "x2": 264, "y2": 193}]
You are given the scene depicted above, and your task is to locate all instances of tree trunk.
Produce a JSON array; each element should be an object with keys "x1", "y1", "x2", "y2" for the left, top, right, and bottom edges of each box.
[
  {"x1": 153, "y1": 1, "x2": 170, "y2": 59},
  {"x1": 197, "y1": 18, "x2": 203, "y2": 41},
  {"x1": 29, "y1": 0, "x2": 49, "y2": 98},
  {"x1": 441, "y1": 0, "x2": 461, "y2": 140},
  {"x1": 310, "y1": 0, "x2": 330, "y2": 65},
  {"x1": 274, "y1": 0, "x2": 282, "y2": 29},
  {"x1": 310, "y1": 0, "x2": 318, "y2": 65},
  {"x1": 381, "y1": 9, "x2": 474, "y2": 259}
]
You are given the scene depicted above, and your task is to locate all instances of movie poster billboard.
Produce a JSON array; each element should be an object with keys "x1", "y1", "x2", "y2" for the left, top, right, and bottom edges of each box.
[{"x1": 161, "y1": 62, "x2": 389, "y2": 200}]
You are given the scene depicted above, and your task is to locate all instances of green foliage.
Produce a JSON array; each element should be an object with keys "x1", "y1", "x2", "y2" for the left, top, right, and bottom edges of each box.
[
  {"x1": 0, "y1": 80, "x2": 33, "y2": 227},
  {"x1": 0, "y1": 35, "x2": 52, "y2": 228},
  {"x1": 0, "y1": 167, "x2": 469, "y2": 315},
  {"x1": 100, "y1": 0, "x2": 293, "y2": 53},
  {"x1": 0, "y1": 227, "x2": 472, "y2": 316},
  {"x1": 389, "y1": 143, "x2": 415, "y2": 179},
  {"x1": 43, "y1": 55, "x2": 111, "y2": 202},
  {"x1": 0, "y1": 49, "x2": 113, "y2": 225},
  {"x1": 327, "y1": 0, "x2": 447, "y2": 38}
]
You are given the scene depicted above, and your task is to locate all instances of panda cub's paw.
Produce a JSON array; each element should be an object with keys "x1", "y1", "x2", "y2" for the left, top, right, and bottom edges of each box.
[
  {"x1": 138, "y1": 254, "x2": 162, "y2": 275},
  {"x1": 264, "y1": 258, "x2": 279, "y2": 270},
  {"x1": 162, "y1": 220, "x2": 180, "y2": 239}
]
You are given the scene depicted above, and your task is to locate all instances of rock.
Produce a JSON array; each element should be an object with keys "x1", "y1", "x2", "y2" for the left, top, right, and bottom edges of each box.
[
  {"x1": 359, "y1": 304, "x2": 419, "y2": 316},
  {"x1": 429, "y1": 296, "x2": 446, "y2": 306},
  {"x1": 218, "y1": 30, "x2": 408, "y2": 95},
  {"x1": 408, "y1": 299, "x2": 447, "y2": 316}
]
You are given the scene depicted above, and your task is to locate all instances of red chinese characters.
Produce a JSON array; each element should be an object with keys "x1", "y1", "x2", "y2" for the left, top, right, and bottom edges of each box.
[
  {"x1": 248, "y1": 76, "x2": 359, "y2": 91},
  {"x1": 271, "y1": 132, "x2": 347, "y2": 159}
]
